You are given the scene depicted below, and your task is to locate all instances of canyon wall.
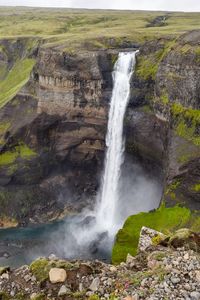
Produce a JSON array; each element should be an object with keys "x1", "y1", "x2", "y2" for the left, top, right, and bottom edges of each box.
[
  {"x1": 0, "y1": 41, "x2": 115, "y2": 225},
  {"x1": 126, "y1": 30, "x2": 200, "y2": 210}
]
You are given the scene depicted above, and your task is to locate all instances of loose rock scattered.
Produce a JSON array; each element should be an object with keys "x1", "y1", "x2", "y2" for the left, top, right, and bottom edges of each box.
[{"x1": 0, "y1": 228, "x2": 199, "y2": 299}]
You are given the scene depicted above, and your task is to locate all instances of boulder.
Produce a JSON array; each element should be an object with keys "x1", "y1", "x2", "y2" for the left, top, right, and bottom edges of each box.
[
  {"x1": 49, "y1": 268, "x2": 67, "y2": 283},
  {"x1": 168, "y1": 228, "x2": 200, "y2": 251},
  {"x1": 138, "y1": 226, "x2": 166, "y2": 252}
]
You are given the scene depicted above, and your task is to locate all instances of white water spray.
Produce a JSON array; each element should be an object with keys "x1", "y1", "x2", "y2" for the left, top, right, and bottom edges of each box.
[{"x1": 96, "y1": 51, "x2": 138, "y2": 233}]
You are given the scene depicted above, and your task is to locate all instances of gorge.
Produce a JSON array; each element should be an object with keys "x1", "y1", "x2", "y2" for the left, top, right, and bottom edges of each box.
[
  {"x1": 0, "y1": 50, "x2": 162, "y2": 267},
  {"x1": 0, "y1": 8, "x2": 199, "y2": 290}
]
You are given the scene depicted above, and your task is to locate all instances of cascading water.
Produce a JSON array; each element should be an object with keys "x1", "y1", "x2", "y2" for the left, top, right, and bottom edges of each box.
[
  {"x1": 96, "y1": 51, "x2": 138, "y2": 234},
  {"x1": 0, "y1": 50, "x2": 163, "y2": 267}
]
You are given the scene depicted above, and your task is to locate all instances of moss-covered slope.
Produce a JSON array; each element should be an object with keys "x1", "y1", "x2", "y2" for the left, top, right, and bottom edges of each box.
[
  {"x1": 112, "y1": 205, "x2": 200, "y2": 264},
  {"x1": 0, "y1": 58, "x2": 35, "y2": 109}
]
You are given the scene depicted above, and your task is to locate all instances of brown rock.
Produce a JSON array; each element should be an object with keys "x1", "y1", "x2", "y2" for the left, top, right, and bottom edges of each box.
[{"x1": 49, "y1": 268, "x2": 67, "y2": 283}]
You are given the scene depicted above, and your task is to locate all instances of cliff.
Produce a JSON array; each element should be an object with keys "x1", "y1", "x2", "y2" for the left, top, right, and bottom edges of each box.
[
  {"x1": 0, "y1": 38, "x2": 120, "y2": 225},
  {"x1": 126, "y1": 30, "x2": 200, "y2": 210}
]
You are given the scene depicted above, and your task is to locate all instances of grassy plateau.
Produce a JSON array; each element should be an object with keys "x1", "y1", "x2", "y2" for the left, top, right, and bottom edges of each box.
[{"x1": 0, "y1": 7, "x2": 200, "y2": 50}]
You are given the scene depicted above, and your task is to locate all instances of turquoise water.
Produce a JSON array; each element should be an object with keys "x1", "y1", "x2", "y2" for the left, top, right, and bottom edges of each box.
[{"x1": 0, "y1": 216, "x2": 110, "y2": 267}]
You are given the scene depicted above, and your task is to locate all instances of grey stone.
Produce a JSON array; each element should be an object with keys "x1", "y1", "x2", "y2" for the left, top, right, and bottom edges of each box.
[
  {"x1": 89, "y1": 277, "x2": 100, "y2": 291},
  {"x1": 190, "y1": 292, "x2": 200, "y2": 300},
  {"x1": 58, "y1": 285, "x2": 70, "y2": 296},
  {"x1": 170, "y1": 277, "x2": 181, "y2": 284}
]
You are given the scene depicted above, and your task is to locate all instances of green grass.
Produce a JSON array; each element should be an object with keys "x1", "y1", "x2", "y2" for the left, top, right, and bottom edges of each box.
[
  {"x1": 112, "y1": 204, "x2": 200, "y2": 264},
  {"x1": 0, "y1": 143, "x2": 37, "y2": 166},
  {"x1": 1, "y1": 8, "x2": 200, "y2": 50},
  {"x1": 0, "y1": 58, "x2": 35, "y2": 109},
  {"x1": 0, "y1": 122, "x2": 10, "y2": 144},
  {"x1": 0, "y1": 63, "x2": 7, "y2": 80}
]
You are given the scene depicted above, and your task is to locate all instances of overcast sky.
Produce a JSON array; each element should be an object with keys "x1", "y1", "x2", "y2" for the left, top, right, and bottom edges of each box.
[{"x1": 0, "y1": 0, "x2": 200, "y2": 12}]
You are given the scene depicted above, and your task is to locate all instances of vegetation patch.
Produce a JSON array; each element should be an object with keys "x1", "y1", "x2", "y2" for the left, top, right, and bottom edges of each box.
[
  {"x1": 0, "y1": 143, "x2": 37, "y2": 166},
  {"x1": 171, "y1": 103, "x2": 200, "y2": 146},
  {"x1": 30, "y1": 258, "x2": 50, "y2": 283},
  {"x1": 30, "y1": 258, "x2": 74, "y2": 283},
  {"x1": 191, "y1": 183, "x2": 200, "y2": 192},
  {"x1": 0, "y1": 292, "x2": 10, "y2": 300},
  {"x1": 138, "y1": 105, "x2": 153, "y2": 113},
  {"x1": 165, "y1": 179, "x2": 181, "y2": 196},
  {"x1": 29, "y1": 294, "x2": 45, "y2": 300},
  {"x1": 0, "y1": 122, "x2": 11, "y2": 145},
  {"x1": 160, "y1": 93, "x2": 169, "y2": 105},
  {"x1": 112, "y1": 204, "x2": 200, "y2": 264},
  {"x1": 0, "y1": 58, "x2": 35, "y2": 109},
  {"x1": 136, "y1": 40, "x2": 176, "y2": 80}
]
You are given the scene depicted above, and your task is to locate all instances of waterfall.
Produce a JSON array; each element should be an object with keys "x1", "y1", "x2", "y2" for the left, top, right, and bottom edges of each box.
[{"x1": 96, "y1": 51, "x2": 138, "y2": 233}]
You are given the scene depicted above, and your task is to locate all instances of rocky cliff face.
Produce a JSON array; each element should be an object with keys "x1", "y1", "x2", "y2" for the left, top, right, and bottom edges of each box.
[
  {"x1": 0, "y1": 41, "x2": 118, "y2": 226},
  {"x1": 127, "y1": 30, "x2": 200, "y2": 210}
]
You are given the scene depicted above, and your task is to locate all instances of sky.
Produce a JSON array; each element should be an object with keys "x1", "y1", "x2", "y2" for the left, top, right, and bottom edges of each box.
[{"x1": 0, "y1": 0, "x2": 200, "y2": 12}]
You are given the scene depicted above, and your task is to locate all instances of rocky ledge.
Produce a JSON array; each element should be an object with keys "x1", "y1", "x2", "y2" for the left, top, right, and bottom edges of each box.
[{"x1": 0, "y1": 227, "x2": 199, "y2": 300}]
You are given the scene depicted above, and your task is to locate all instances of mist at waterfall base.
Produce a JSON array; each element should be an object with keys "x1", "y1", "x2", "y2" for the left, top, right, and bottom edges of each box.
[{"x1": 0, "y1": 52, "x2": 162, "y2": 267}]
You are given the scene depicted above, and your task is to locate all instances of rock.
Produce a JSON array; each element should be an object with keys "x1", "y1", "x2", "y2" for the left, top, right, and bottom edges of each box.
[
  {"x1": 79, "y1": 282, "x2": 84, "y2": 292},
  {"x1": 147, "y1": 259, "x2": 160, "y2": 270},
  {"x1": 89, "y1": 277, "x2": 100, "y2": 291},
  {"x1": 126, "y1": 253, "x2": 135, "y2": 264},
  {"x1": 30, "y1": 293, "x2": 45, "y2": 299},
  {"x1": 1, "y1": 273, "x2": 9, "y2": 280},
  {"x1": 107, "y1": 278, "x2": 112, "y2": 286},
  {"x1": 58, "y1": 285, "x2": 70, "y2": 296},
  {"x1": 3, "y1": 252, "x2": 10, "y2": 258},
  {"x1": 48, "y1": 253, "x2": 58, "y2": 260},
  {"x1": 170, "y1": 276, "x2": 181, "y2": 284},
  {"x1": 49, "y1": 268, "x2": 67, "y2": 283},
  {"x1": 184, "y1": 283, "x2": 191, "y2": 291},
  {"x1": 169, "y1": 229, "x2": 200, "y2": 251},
  {"x1": 138, "y1": 226, "x2": 166, "y2": 252},
  {"x1": 132, "y1": 294, "x2": 140, "y2": 300},
  {"x1": 184, "y1": 253, "x2": 189, "y2": 260},
  {"x1": 24, "y1": 274, "x2": 31, "y2": 282},
  {"x1": 196, "y1": 270, "x2": 200, "y2": 282},
  {"x1": 0, "y1": 266, "x2": 10, "y2": 275},
  {"x1": 110, "y1": 266, "x2": 117, "y2": 272},
  {"x1": 31, "y1": 275, "x2": 36, "y2": 282},
  {"x1": 89, "y1": 231, "x2": 108, "y2": 254},
  {"x1": 190, "y1": 292, "x2": 200, "y2": 300},
  {"x1": 10, "y1": 290, "x2": 15, "y2": 297},
  {"x1": 86, "y1": 291, "x2": 94, "y2": 297}
]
